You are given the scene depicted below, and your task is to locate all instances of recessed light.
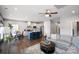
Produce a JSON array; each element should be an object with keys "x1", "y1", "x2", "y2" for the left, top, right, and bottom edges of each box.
[
  {"x1": 72, "y1": 10, "x2": 75, "y2": 14},
  {"x1": 14, "y1": 8, "x2": 18, "y2": 11}
]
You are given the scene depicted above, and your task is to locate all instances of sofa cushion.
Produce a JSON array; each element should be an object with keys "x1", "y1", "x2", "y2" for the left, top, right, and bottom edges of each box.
[
  {"x1": 55, "y1": 40, "x2": 70, "y2": 50},
  {"x1": 60, "y1": 35, "x2": 72, "y2": 43}
]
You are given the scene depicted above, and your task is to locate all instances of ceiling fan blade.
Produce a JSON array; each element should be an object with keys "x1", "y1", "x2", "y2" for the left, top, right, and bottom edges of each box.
[
  {"x1": 39, "y1": 13, "x2": 48, "y2": 15},
  {"x1": 39, "y1": 13, "x2": 45, "y2": 14},
  {"x1": 51, "y1": 12, "x2": 58, "y2": 14}
]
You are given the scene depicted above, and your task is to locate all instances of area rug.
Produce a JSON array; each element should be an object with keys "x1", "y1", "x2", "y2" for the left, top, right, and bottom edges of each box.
[{"x1": 20, "y1": 43, "x2": 44, "y2": 54}]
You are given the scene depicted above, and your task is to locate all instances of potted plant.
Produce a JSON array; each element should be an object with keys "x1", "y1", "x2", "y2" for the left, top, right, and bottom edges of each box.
[{"x1": 6, "y1": 35, "x2": 14, "y2": 42}]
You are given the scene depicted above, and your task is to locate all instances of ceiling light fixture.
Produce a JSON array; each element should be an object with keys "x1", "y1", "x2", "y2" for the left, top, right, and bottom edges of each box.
[
  {"x1": 39, "y1": 9, "x2": 58, "y2": 17},
  {"x1": 45, "y1": 14, "x2": 50, "y2": 17}
]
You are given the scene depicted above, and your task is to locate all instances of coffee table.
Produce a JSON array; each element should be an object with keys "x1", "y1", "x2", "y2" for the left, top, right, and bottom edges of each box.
[{"x1": 40, "y1": 41, "x2": 55, "y2": 54}]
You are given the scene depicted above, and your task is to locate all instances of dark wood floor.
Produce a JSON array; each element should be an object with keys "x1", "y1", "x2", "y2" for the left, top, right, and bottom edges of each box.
[{"x1": 16, "y1": 37, "x2": 44, "y2": 53}]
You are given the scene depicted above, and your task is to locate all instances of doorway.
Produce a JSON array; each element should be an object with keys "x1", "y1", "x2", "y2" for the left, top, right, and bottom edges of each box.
[
  {"x1": 51, "y1": 22, "x2": 60, "y2": 34},
  {"x1": 77, "y1": 22, "x2": 79, "y2": 36}
]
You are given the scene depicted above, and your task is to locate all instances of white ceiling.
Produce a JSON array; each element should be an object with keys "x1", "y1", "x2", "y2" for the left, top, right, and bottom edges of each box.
[
  {"x1": 0, "y1": 5, "x2": 79, "y2": 22},
  {"x1": 54, "y1": 5, "x2": 66, "y2": 9},
  {"x1": 58, "y1": 5, "x2": 79, "y2": 18},
  {"x1": 0, "y1": 5, "x2": 58, "y2": 22}
]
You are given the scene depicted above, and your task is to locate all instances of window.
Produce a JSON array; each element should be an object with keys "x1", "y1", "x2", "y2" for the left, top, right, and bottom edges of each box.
[{"x1": 11, "y1": 24, "x2": 19, "y2": 36}]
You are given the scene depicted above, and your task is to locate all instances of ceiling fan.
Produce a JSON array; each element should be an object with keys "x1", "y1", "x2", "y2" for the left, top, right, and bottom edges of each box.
[{"x1": 39, "y1": 9, "x2": 58, "y2": 17}]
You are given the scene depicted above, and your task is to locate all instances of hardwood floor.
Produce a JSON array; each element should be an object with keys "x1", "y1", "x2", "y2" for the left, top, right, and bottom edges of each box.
[{"x1": 16, "y1": 37, "x2": 44, "y2": 53}]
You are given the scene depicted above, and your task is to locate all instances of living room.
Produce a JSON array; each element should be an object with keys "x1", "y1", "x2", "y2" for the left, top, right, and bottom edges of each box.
[{"x1": 0, "y1": 5, "x2": 79, "y2": 54}]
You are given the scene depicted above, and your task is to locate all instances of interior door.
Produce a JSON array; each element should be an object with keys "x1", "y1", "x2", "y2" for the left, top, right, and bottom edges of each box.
[{"x1": 77, "y1": 22, "x2": 79, "y2": 35}]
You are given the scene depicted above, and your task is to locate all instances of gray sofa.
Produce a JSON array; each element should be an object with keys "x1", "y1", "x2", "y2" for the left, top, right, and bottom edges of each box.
[{"x1": 50, "y1": 35, "x2": 79, "y2": 54}]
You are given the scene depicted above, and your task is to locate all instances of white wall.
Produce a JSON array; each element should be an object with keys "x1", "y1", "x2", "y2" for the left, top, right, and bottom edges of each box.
[
  {"x1": 60, "y1": 20, "x2": 73, "y2": 36},
  {"x1": 4, "y1": 20, "x2": 27, "y2": 33},
  {"x1": 44, "y1": 20, "x2": 51, "y2": 37},
  {"x1": 60, "y1": 16, "x2": 79, "y2": 36},
  {"x1": 4, "y1": 20, "x2": 44, "y2": 33}
]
